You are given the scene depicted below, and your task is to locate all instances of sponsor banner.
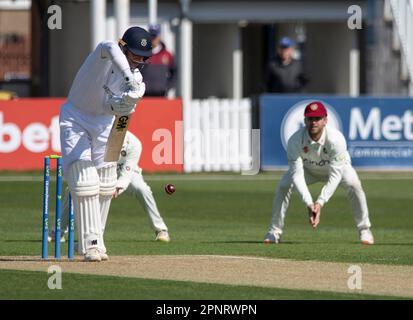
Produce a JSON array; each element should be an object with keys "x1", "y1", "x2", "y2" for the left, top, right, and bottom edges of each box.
[
  {"x1": 0, "y1": 98, "x2": 183, "y2": 172},
  {"x1": 260, "y1": 95, "x2": 413, "y2": 169}
]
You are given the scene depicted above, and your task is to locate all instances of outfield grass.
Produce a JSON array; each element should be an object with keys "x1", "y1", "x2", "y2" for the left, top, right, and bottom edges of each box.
[
  {"x1": 0, "y1": 269, "x2": 403, "y2": 300},
  {"x1": 0, "y1": 171, "x2": 412, "y2": 266}
]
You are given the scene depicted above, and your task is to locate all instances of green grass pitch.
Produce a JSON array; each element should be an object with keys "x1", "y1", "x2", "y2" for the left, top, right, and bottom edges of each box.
[{"x1": 0, "y1": 171, "x2": 412, "y2": 299}]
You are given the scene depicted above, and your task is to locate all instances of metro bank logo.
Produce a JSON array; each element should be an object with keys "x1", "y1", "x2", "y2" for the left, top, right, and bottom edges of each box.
[{"x1": 349, "y1": 108, "x2": 413, "y2": 141}]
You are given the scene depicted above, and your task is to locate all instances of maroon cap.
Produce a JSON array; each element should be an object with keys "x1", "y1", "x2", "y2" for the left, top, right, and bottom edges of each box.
[{"x1": 304, "y1": 101, "x2": 327, "y2": 117}]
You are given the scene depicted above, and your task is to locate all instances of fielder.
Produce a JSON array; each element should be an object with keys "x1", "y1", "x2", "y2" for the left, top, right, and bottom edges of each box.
[
  {"x1": 59, "y1": 27, "x2": 152, "y2": 261},
  {"x1": 113, "y1": 131, "x2": 170, "y2": 242},
  {"x1": 50, "y1": 131, "x2": 170, "y2": 244},
  {"x1": 264, "y1": 101, "x2": 374, "y2": 245}
]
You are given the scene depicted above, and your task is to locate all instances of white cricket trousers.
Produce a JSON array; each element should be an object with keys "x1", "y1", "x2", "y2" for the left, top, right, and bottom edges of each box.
[
  {"x1": 268, "y1": 165, "x2": 371, "y2": 234},
  {"x1": 125, "y1": 171, "x2": 168, "y2": 232}
]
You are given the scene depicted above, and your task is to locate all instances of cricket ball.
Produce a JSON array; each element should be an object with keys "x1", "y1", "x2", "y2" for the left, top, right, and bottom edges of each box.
[{"x1": 165, "y1": 184, "x2": 176, "y2": 195}]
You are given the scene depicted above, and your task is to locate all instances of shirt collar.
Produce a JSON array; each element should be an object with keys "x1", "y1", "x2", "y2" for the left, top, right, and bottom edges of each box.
[{"x1": 305, "y1": 127, "x2": 326, "y2": 146}]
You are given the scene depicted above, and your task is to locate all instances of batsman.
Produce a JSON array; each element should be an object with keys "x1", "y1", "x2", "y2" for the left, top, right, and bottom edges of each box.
[
  {"x1": 59, "y1": 27, "x2": 152, "y2": 261},
  {"x1": 264, "y1": 101, "x2": 374, "y2": 245},
  {"x1": 51, "y1": 131, "x2": 170, "y2": 246}
]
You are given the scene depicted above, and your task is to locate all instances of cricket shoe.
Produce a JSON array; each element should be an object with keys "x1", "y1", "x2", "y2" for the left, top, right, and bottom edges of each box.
[
  {"x1": 263, "y1": 231, "x2": 281, "y2": 244},
  {"x1": 47, "y1": 230, "x2": 67, "y2": 243},
  {"x1": 98, "y1": 249, "x2": 109, "y2": 261},
  {"x1": 155, "y1": 230, "x2": 170, "y2": 243},
  {"x1": 359, "y1": 228, "x2": 374, "y2": 245},
  {"x1": 84, "y1": 248, "x2": 102, "y2": 262}
]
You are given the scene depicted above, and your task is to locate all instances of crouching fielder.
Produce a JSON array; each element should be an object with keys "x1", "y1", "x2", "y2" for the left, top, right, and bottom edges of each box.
[
  {"x1": 113, "y1": 131, "x2": 170, "y2": 242},
  {"x1": 264, "y1": 101, "x2": 374, "y2": 245}
]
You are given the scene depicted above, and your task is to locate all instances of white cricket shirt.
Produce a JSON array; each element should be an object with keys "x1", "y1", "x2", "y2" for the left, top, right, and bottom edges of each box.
[
  {"x1": 67, "y1": 41, "x2": 133, "y2": 116},
  {"x1": 287, "y1": 126, "x2": 351, "y2": 207}
]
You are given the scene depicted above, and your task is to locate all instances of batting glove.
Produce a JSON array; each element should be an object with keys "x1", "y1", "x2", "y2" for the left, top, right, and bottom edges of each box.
[
  {"x1": 124, "y1": 70, "x2": 145, "y2": 96},
  {"x1": 108, "y1": 93, "x2": 136, "y2": 116}
]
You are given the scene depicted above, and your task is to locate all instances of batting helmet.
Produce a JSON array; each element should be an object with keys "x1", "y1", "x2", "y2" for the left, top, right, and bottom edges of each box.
[{"x1": 120, "y1": 27, "x2": 152, "y2": 58}]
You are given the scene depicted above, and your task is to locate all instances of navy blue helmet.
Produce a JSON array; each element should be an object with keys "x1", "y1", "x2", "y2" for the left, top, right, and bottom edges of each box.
[{"x1": 120, "y1": 27, "x2": 152, "y2": 58}]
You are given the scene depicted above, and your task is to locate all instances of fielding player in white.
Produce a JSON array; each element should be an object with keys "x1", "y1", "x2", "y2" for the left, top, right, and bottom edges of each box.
[
  {"x1": 59, "y1": 27, "x2": 152, "y2": 261},
  {"x1": 51, "y1": 131, "x2": 170, "y2": 244},
  {"x1": 264, "y1": 101, "x2": 374, "y2": 245},
  {"x1": 113, "y1": 131, "x2": 170, "y2": 242}
]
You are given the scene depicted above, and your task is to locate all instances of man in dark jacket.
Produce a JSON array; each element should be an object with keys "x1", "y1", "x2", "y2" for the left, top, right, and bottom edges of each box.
[
  {"x1": 266, "y1": 37, "x2": 308, "y2": 93},
  {"x1": 141, "y1": 24, "x2": 177, "y2": 97}
]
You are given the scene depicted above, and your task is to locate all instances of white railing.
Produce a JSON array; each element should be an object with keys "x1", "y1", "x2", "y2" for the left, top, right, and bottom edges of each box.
[
  {"x1": 184, "y1": 98, "x2": 252, "y2": 173},
  {"x1": 389, "y1": 0, "x2": 413, "y2": 95}
]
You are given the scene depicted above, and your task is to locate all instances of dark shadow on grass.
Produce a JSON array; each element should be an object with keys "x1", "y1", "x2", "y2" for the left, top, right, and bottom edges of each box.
[
  {"x1": 201, "y1": 240, "x2": 309, "y2": 244},
  {"x1": 108, "y1": 240, "x2": 158, "y2": 244},
  {"x1": 369, "y1": 243, "x2": 413, "y2": 246}
]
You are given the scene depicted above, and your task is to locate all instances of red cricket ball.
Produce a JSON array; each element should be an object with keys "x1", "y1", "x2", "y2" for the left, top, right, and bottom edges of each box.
[{"x1": 165, "y1": 184, "x2": 176, "y2": 195}]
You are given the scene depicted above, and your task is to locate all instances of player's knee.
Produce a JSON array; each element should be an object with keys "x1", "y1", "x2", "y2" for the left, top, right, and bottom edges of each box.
[
  {"x1": 346, "y1": 179, "x2": 363, "y2": 194},
  {"x1": 138, "y1": 183, "x2": 152, "y2": 195},
  {"x1": 66, "y1": 160, "x2": 100, "y2": 197},
  {"x1": 278, "y1": 178, "x2": 292, "y2": 192},
  {"x1": 98, "y1": 164, "x2": 117, "y2": 196},
  {"x1": 131, "y1": 180, "x2": 152, "y2": 196}
]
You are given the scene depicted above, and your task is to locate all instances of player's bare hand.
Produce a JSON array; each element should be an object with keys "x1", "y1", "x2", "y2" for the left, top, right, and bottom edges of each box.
[
  {"x1": 309, "y1": 203, "x2": 321, "y2": 229},
  {"x1": 113, "y1": 187, "x2": 124, "y2": 199},
  {"x1": 307, "y1": 204, "x2": 315, "y2": 216}
]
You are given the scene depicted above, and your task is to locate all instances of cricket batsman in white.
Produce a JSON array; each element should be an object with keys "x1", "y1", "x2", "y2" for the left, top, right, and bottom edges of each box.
[
  {"x1": 264, "y1": 101, "x2": 374, "y2": 245},
  {"x1": 59, "y1": 27, "x2": 152, "y2": 261},
  {"x1": 51, "y1": 131, "x2": 170, "y2": 246}
]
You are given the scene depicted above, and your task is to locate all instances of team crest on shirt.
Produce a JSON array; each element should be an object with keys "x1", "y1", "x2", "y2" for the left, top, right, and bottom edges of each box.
[
  {"x1": 303, "y1": 146, "x2": 309, "y2": 153},
  {"x1": 141, "y1": 39, "x2": 147, "y2": 47}
]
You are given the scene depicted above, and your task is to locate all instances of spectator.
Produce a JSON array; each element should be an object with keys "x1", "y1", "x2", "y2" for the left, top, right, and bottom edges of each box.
[
  {"x1": 265, "y1": 36, "x2": 308, "y2": 93},
  {"x1": 141, "y1": 24, "x2": 177, "y2": 97}
]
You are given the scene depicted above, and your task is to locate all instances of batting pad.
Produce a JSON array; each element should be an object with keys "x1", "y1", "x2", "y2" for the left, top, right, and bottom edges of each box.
[
  {"x1": 98, "y1": 164, "x2": 117, "y2": 196},
  {"x1": 66, "y1": 160, "x2": 100, "y2": 197},
  {"x1": 66, "y1": 160, "x2": 102, "y2": 255}
]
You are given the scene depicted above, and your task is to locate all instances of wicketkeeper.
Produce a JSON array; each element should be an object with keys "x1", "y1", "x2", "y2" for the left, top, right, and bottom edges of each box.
[{"x1": 264, "y1": 101, "x2": 374, "y2": 245}]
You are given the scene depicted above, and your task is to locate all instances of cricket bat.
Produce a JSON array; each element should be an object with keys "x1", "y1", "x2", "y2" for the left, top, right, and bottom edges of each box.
[
  {"x1": 104, "y1": 114, "x2": 131, "y2": 162},
  {"x1": 103, "y1": 84, "x2": 131, "y2": 162}
]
